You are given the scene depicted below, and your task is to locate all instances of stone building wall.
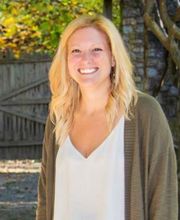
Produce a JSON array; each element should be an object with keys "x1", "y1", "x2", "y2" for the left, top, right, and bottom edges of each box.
[
  {"x1": 122, "y1": 0, "x2": 180, "y2": 148},
  {"x1": 122, "y1": 1, "x2": 167, "y2": 92}
]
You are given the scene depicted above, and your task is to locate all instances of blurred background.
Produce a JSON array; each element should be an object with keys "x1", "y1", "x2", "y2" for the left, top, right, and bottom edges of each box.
[{"x1": 0, "y1": 0, "x2": 179, "y2": 219}]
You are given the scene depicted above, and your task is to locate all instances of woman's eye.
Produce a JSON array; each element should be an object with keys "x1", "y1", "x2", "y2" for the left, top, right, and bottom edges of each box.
[
  {"x1": 93, "y1": 48, "x2": 103, "y2": 52},
  {"x1": 71, "y1": 49, "x2": 80, "y2": 53}
]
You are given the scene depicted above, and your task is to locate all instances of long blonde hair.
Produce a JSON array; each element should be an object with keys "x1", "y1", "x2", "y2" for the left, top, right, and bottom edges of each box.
[{"x1": 49, "y1": 14, "x2": 137, "y2": 147}]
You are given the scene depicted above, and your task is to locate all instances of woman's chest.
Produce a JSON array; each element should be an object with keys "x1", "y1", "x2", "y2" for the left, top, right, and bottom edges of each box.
[{"x1": 69, "y1": 114, "x2": 109, "y2": 158}]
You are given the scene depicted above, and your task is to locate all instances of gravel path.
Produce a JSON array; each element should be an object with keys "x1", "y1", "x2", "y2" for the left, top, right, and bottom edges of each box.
[{"x1": 0, "y1": 160, "x2": 41, "y2": 220}]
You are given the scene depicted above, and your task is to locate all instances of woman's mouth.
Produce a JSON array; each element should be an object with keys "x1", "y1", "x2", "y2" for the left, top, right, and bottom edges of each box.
[{"x1": 78, "y1": 68, "x2": 99, "y2": 75}]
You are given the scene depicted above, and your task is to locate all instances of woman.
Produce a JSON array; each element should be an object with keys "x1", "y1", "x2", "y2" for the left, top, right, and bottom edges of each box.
[{"x1": 36, "y1": 15, "x2": 178, "y2": 220}]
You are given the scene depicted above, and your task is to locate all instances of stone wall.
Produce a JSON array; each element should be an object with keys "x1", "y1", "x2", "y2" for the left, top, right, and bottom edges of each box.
[
  {"x1": 122, "y1": 0, "x2": 180, "y2": 148},
  {"x1": 122, "y1": 1, "x2": 167, "y2": 92}
]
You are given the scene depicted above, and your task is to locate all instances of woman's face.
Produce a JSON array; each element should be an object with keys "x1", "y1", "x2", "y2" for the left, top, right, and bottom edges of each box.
[{"x1": 67, "y1": 27, "x2": 115, "y2": 89}]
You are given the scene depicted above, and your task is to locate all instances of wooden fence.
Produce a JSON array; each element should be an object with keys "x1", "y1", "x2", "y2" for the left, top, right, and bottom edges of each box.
[{"x1": 0, "y1": 55, "x2": 51, "y2": 159}]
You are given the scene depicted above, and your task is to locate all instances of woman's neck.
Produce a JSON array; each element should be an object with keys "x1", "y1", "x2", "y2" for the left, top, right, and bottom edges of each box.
[{"x1": 78, "y1": 85, "x2": 111, "y2": 115}]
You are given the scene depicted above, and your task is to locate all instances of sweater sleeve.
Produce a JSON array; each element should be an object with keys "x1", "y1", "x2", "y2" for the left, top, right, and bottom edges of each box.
[
  {"x1": 36, "y1": 116, "x2": 50, "y2": 220},
  {"x1": 145, "y1": 97, "x2": 178, "y2": 220}
]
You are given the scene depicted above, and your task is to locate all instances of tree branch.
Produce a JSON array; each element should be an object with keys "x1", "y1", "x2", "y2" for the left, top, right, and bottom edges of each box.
[
  {"x1": 144, "y1": 0, "x2": 154, "y2": 14},
  {"x1": 159, "y1": 0, "x2": 180, "y2": 40},
  {"x1": 144, "y1": 12, "x2": 170, "y2": 50},
  {"x1": 169, "y1": 37, "x2": 180, "y2": 69},
  {"x1": 144, "y1": 0, "x2": 180, "y2": 69}
]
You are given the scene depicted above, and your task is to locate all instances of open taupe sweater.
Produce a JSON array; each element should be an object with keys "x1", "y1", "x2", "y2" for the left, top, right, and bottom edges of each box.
[{"x1": 36, "y1": 92, "x2": 178, "y2": 220}]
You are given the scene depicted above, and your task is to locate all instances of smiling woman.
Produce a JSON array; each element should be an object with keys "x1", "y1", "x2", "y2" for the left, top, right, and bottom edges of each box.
[
  {"x1": 67, "y1": 27, "x2": 114, "y2": 88},
  {"x1": 36, "y1": 14, "x2": 178, "y2": 220}
]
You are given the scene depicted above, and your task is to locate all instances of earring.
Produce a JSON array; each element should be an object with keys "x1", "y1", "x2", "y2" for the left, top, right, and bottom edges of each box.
[{"x1": 110, "y1": 66, "x2": 116, "y2": 87}]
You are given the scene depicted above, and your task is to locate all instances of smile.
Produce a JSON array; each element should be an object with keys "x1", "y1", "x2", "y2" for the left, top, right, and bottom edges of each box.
[{"x1": 78, "y1": 68, "x2": 98, "y2": 75}]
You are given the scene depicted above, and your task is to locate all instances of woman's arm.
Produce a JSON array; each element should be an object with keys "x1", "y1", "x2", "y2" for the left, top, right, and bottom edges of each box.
[
  {"x1": 36, "y1": 117, "x2": 50, "y2": 220},
  {"x1": 147, "y1": 98, "x2": 178, "y2": 219}
]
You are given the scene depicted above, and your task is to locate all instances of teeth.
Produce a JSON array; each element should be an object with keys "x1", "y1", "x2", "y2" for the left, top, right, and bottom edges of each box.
[{"x1": 79, "y1": 68, "x2": 98, "y2": 74}]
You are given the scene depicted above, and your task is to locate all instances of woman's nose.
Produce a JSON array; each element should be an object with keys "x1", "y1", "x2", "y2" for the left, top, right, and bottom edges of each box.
[{"x1": 81, "y1": 51, "x2": 92, "y2": 63}]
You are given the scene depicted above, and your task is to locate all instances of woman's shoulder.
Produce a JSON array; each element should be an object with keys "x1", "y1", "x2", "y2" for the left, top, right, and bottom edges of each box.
[
  {"x1": 135, "y1": 91, "x2": 164, "y2": 118},
  {"x1": 45, "y1": 114, "x2": 55, "y2": 130},
  {"x1": 133, "y1": 91, "x2": 172, "y2": 134},
  {"x1": 136, "y1": 91, "x2": 161, "y2": 110},
  {"x1": 134, "y1": 92, "x2": 174, "y2": 151},
  {"x1": 134, "y1": 91, "x2": 172, "y2": 138},
  {"x1": 43, "y1": 114, "x2": 55, "y2": 143}
]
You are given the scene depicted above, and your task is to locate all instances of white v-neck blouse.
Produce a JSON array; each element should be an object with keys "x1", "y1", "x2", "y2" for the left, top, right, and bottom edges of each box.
[{"x1": 53, "y1": 116, "x2": 125, "y2": 220}]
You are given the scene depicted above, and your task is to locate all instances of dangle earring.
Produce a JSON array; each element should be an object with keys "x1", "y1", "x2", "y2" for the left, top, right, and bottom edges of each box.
[{"x1": 110, "y1": 66, "x2": 116, "y2": 88}]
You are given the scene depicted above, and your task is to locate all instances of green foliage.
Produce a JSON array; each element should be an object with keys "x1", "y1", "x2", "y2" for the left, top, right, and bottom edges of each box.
[
  {"x1": 112, "y1": 0, "x2": 121, "y2": 29},
  {"x1": 0, "y1": 0, "x2": 120, "y2": 58}
]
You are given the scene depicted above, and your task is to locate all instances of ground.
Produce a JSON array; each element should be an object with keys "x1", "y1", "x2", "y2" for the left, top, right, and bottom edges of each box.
[{"x1": 0, "y1": 160, "x2": 40, "y2": 220}]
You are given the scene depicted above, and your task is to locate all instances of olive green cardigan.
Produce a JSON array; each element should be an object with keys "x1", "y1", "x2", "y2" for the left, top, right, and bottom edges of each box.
[{"x1": 36, "y1": 92, "x2": 178, "y2": 220}]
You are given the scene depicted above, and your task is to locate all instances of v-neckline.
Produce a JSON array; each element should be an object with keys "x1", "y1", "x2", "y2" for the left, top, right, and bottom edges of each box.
[{"x1": 68, "y1": 116, "x2": 124, "y2": 160}]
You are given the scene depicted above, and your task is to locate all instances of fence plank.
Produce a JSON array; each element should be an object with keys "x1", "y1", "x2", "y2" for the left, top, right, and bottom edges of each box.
[
  {"x1": 0, "y1": 141, "x2": 42, "y2": 147},
  {"x1": 0, "y1": 57, "x2": 51, "y2": 159},
  {"x1": 0, "y1": 76, "x2": 48, "y2": 102},
  {"x1": 0, "y1": 106, "x2": 46, "y2": 124},
  {"x1": 1, "y1": 98, "x2": 50, "y2": 105}
]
